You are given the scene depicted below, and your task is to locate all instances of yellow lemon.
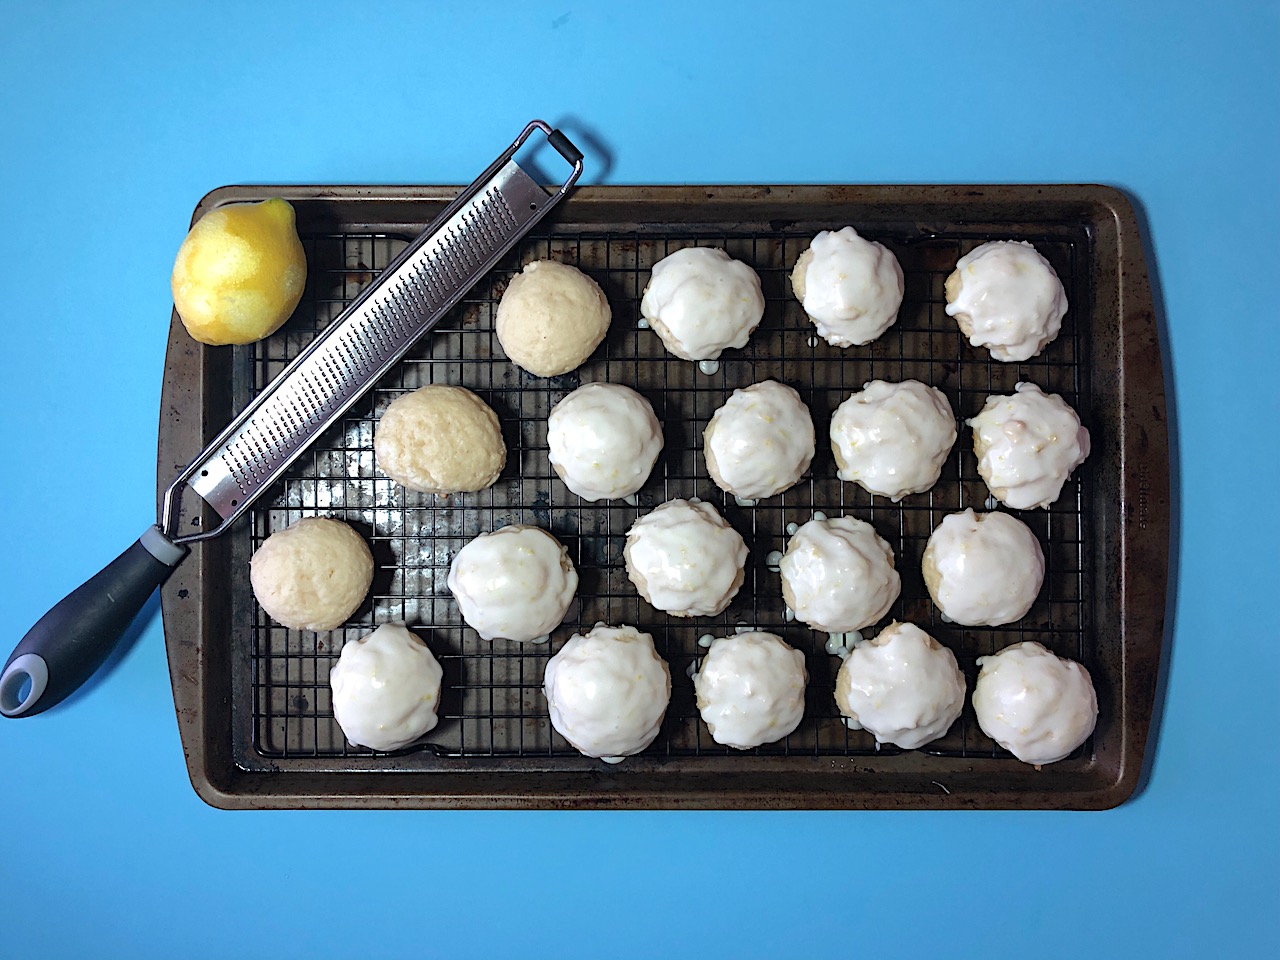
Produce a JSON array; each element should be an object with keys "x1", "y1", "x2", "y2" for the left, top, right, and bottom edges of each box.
[{"x1": 171, "y1": 197, "x2": 306, "y2": 345}]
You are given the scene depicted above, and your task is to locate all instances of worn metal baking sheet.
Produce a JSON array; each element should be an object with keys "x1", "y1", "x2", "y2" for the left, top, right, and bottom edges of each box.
[{"x1": 158, "y1": 185, "x2": 1168, "y2": 810}]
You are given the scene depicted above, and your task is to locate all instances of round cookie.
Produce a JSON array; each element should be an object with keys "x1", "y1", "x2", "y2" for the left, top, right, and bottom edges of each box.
[
  {"x1": 791, "y1": 226, "x2": 904, "y2": 347},
  {"x1": 973, "y1": 641, "x2": 1098, "y2": 765},
  {"x1": 969, "y1": 382, "x2": 1091, "y2": 509},
  {"x1": 374, "y1": 384, "x2": 505, "y2": 495},
  {"x1": 446, "y1": 524, "x2": 578, "y2": 643},
  {"x1": 834, "y1": 621, "x2": 966, "y2": 750},
  {"x1": 547, "y1": 383, "x2": 663, "y2": 502},
  {"x1": 495, "y1": 259, "x2": 611, "y2": 377},
  {"x1": 329, "y1": 623, "x2": 444, "y2": 752},
  {"x1": 922, "y1": 509, "x2": 1045, "y2": 627},
  {"x1": 830, "y1": 379, "x2": 957, "y2": 501},
  {"x1": 639, "y1": 247, "x2": 765, "y2": 361},
  {"x1": 624, "y1": 499, "x2": 747, "y2": 617},
  {"x1": 543, "y1": 623, "x2": 672, "y2": 761},
  {"x1": 945, "y1": 240, "x2": 1067, "y2": 362},
  {"x1": 694, "y1": 631, "x2": 807, "y2": 750},
  {"x1": 249, "y1": 517, "x2": 373, "y2": 631},
  {"x1": 704, "y1": 380, "x2": 816, "y2": 501},
  {"x1": 779, "y1": 516, "x2": 900, "y2": 634}
]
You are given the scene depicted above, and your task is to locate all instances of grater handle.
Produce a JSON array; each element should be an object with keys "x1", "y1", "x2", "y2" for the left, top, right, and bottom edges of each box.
[{"x1": 0, "y1": 527, "x2": 187, "y2": 718}]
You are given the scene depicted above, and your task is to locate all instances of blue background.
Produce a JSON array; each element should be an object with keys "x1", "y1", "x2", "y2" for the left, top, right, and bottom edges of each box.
[{"x1": 2, "y1": 1, "x2": 1277, "y2": 957}]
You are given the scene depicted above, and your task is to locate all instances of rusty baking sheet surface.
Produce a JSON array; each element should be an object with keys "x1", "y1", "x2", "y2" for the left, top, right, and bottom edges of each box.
[{"x1": 158, "y1": 185, "x2": 1168, "y2": 809}]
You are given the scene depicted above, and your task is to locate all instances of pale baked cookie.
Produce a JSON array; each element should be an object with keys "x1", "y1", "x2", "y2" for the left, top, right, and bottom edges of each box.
[
  {"x1": 922, "y1": 509, "x2": 1045, "y2": 627},
  {"x1": 495, "y1": 259, "x2": 611, "y2": 377},
  {"x1": 374, "y1": 384, "x2": 505, "y2": 495},
  {"x1": 543, "y1": 623, "x2": 671, "y2": 760},
  {"x1": 830, "y1": 379, "x2": 957, "y2": 501},
  {"x1": 249, "y1": 517, "x2": 373, "y2": 631},
  {"x1": 945, "y1": 240, "x2": 1067, "y2": 362},
  {"x1": 779, "y1": 516, "x2": 901, "y2": 634},
  {"x1": 969, "y1": 382, "x2": 1090, "y2": 509},
  {"x1": 973, "y1": 641, "x2": 1098, "y2": 765},
  {"x1": 547, "y1": 383, "x2": 663, "y2": 501},
  {"x1": 639, "y1": 247, "x2": 765, "y2": 361},
  {"x1": 834, "y1": 622, "x2": 966, "y2": 750},
  {"x1": 694, "y1": 632, "x2": 807, "y2": 750},
  {"x1": 329, "y1": 623, "x2": 444, "y2": 752},
  {"x1": 790, "y1": 226, "x2": 904, "y2": 347},
  {"x1": 446, "y1": 525, "x2": 578, "y2": 642},
  {"x1": 624, "y1": 499, "x2": 747, "y2": 617},
  {"x1": 704, "y1": 380, "x2": 815, "y2": 501}
]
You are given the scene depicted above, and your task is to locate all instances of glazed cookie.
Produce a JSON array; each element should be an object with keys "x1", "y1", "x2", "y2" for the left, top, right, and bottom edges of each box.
[
  {"x1": 694, "y1": 631, "x2": 807, "y2": 750},
  {"x1": 922, "y1": 509, "x2": 1045, "y2": 627},
  {"x1": 547, "y1": 383, "x2": 663, "y2": 501},
  {"x1": 446, "y1": 525, "x2": 578, "y2": 642},
  {"x1": 969, "y1": 382, "x2": 1090, "y2": 509},
  {"x1": 640, "y1": 247, "x2": 765, "y2": 361},
  {"x1": 543, "y1": 623, "x2": 671, "y2": 760},
  {"x1": 830, "y1": 379, "x2": 957, "y2": 501},
  {"x1": 779, "y1": 516, "x2": 900, "y2": 633},
  {"x1": 704, "y1": 380, "x2": 815, "y2": 501},
  {"x1": 945, "y1": 240, "x2": 1067, "y2": 362},
  {"x1": 790, "y1": 226, "x2": 904, "y2": 347},
  {"x1": 329, "y1": 623, "x2": 444, "y2": 752},
  {"x1": 624, "y1": 499, "x2": 747, "y2": 617}
]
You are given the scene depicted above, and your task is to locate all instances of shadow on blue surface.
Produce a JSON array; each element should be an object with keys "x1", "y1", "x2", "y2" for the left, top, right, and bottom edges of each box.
[{"x1": 1115, "y1": 186, "x2": 1179, "y2": 803}]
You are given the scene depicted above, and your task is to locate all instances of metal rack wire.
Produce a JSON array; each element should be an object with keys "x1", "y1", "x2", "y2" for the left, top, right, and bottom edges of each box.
[{"x1": 240, "y1": 219, "x2": 1091, "y2": 766}]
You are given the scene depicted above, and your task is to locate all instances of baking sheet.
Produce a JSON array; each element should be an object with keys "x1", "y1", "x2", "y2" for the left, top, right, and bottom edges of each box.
[{"x1": 158, "y1": 185, "x2": 1168, "y2": 809}]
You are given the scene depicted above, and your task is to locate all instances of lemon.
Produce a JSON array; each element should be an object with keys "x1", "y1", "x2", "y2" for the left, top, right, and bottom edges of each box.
[{"x1": 171, "y1": 197, "x2": 306, "y2": 345}]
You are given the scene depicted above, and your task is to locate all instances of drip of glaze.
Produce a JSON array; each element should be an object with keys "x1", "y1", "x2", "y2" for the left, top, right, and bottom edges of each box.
[
  {"x1": 812, "y1": 510, "x2": 828, "y2": 522},
  {"x1": 685, "y1": 659, "x2": 701, "y2": 679},
  {"x1": 601, "y1": 755, "x2": 626, "y2": 764},
  {"x1": 765, "y1": 550, "x2": 784, "y2": 572},
  {"x1": 784, "y1": 606, "x2": 795, "y2": 622},
  {"x1": 940, "y1": 612, "x2": 955, "y2": 624},
  {"x1": 526, "y1": 634, "x2": 551, "y2": 645},
  {"x1": 698, "y1": 634, "x2": 715, "y2": 648},
  {"x1": 637, "y1": 317, "x2": 650, "y2": 329},
  {"x1": 984, "y1": 494, "x2": 999, "y2": 511},
  {"x1": 622, "y1": 494, "x2": 640, "y2": 506},
  {"x1": 843, "y1": 716, "x2": 863, "y2": 731},
  {"x1": 734, "y1": 623, "x2": 753, "y2": 634},
  {"x1": 785, "y1": 522, "x2": 799, "y2": 536},
  {"x1": 807, "y1": 336, "x2": 819, "y2": 347},
  {"x1": 734, "y1": 496, "x2": 757, "y2": 507},
  {"x1": 697, "y1": 359, "x2": 720, "y2": 375}
]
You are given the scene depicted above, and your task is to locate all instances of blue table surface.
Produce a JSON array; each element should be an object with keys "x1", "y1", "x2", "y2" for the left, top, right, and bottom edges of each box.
[{"x1": 2, "y1": 1, "x2": 1277, "y2": 957}]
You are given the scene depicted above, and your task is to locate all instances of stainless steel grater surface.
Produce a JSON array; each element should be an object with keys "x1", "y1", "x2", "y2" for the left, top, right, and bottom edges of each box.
[{"x1": 165, "y1": 120, "x2": 583, "y2": 542}]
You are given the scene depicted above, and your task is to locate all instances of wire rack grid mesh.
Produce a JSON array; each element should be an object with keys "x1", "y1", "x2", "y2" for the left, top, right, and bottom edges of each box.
[{"x1": 238, "y1": 219, "x2": 1091, "y2": 767}]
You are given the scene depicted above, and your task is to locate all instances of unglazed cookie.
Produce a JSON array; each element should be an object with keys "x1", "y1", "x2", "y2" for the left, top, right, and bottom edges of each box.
[
  {"x1": 694, "y1": 631, "x2": 807, "y2": 749},
  {"x1": 834, "y1": 622, "x2": 966, "y2": 750},
  {"x1": 374, "y1": 384, "x2": 505, "y2": 495},
  {"x1": 779, "y1": 516, "x2": 901, "y2": 633},
  {"x1": 922, "y1": 509, "x2": 1045, "y2": 626},
  {"x1": 624, "y1": 499, "x2": 747, "y2": 617},
  {"x1": 249, "y1": 517, "x2": 373, "y2": 631},
  {"x1": 790, "y1": 226, "x2": 904, "y2": 347},
  {"x1": 543, "y1": 623, "x2": 671, "y2": 760},
  {"x1": 830, "y1": 380, "x2": 957, "y2": 501},
  {"x1": 495, "y1": 259, "x2": 611, "y2": 377},
  {"x1": 969, "y1": 382, "x2": 1091, "y2": 509},
  {"x1": 446, "y1": 525, "x2": 577, "y2": 642},
  {"x1": 973, "y1": 641, "x2": 1098, "y2": 765},
  {"x1": 945, "y1": 240, "x2": 1067, "y2": 362},
  {"x1": 639, "y1": 247, "x2": 765, "y2": 361},
  {"x1": 704, "y1": 380, "x2": 816, "y2": 501},
  {"x1": 547, "y1": 383, "x2": 663, "y2": 501},
  {"x1": 329, "y1": 624, "x2": 444, "y2": 751}
]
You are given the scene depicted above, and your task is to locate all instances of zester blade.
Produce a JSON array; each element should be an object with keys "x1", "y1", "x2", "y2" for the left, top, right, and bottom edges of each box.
[{"x1": 163, "y1": 120, "x2": 583, "y2": 542}]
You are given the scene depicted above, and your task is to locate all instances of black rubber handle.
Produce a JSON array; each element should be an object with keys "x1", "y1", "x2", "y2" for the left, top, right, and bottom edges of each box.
[
  {"x1": 548, "y1": 128, "x2": 584, "y2": 166},
  {"x1": 0, "y1": 527, "x2": 187, "y2": 717}
]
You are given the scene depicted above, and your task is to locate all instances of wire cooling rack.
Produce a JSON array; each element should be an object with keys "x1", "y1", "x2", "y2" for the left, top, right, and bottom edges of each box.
[{"x1": 236, "y1": 219, "x2": 1091, "y2": 767}]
